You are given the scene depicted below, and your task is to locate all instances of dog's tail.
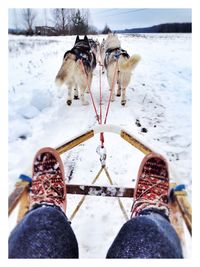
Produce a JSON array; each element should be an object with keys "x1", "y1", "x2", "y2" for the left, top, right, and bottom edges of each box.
[
  {"x1": 55, "y1": 53, "x2": 77, "y2": 87},
  {"x1": 55, "y1": 75, "x2": 64, "y2": 87},
  {"x1": 119, "y1": 54, "x2": 141, "y2": 72},
  {"x1": 55, "y1": 63, "x2": 67, "y2": 87}
]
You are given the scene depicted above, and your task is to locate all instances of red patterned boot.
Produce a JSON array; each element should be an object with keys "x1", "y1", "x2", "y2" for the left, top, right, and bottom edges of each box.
[
  {"x1": 30, "y1": 147, "x2": 66, "y2": 212},
  {"x1": 131, "y1": 153, "x2": 169, "y2": 217}
]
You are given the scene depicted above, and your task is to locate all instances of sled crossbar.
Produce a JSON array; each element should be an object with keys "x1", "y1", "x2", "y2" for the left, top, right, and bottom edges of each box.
[
  {"x1": 67, "y1": 184, "x2": 134, "y2": 198},
  {"x1": 8, "y1": 183, "x2": 133, "y2": 216}
]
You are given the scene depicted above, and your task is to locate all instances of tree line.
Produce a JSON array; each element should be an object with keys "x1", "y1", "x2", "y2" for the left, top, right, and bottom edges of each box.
[
  {"x1": 117, "y1": 23, "x2": 192, "y2": 33},
  {"x1": 9, "y1": 8, "x2": 112, "y2": 36}
]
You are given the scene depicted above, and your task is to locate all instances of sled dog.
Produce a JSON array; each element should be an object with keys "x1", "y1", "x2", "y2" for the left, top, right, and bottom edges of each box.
[
  {"x1": 55, "y1": 35, "x2": 96, "y2": 105},
  {"x1": 88, "y1": 38, "x2": 101, "y2": 65},
  {"x1": 103, "y1": 33, "x2": 141, "y2": 105}
]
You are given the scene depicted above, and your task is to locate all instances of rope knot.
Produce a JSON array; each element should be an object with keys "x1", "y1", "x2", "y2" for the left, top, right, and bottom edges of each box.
[{"x1": 96, "y1": 145, "x2": 107, "y2": 167}]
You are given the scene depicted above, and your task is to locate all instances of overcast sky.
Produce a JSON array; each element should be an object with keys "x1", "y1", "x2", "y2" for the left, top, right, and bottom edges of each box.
[
  {"x1": 8, "y1": 8, "x2": 192, "y2": 31},
  {"x1": 90, "y1": 8, "x2": 191, "y2": 30}
]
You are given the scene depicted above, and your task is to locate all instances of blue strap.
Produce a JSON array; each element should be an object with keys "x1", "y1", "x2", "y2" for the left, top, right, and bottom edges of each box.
[
  {"x1": 114, "y1": 51, "x2": 121, "y2": 60},
  {"x1": 173, "y1": 184, "x2": 186, "y2": 191},
  {"x1": 169, "y1": 184, "x2": 186, "y2": 201},
  {"x1": 19, "y1": 174, "x2": 32, "y2": 183}
]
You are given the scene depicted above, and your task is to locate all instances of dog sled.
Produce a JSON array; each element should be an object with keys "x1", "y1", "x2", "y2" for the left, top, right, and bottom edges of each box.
[
  {"x1": 9, "y1": 123, "x2": 192, "y2": 250},
  {"x1": 9, "y1": 35, "x2": 191, "y2": 254}
]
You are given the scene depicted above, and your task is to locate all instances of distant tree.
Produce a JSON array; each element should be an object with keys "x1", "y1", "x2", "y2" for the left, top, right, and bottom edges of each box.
[
  {"x1": 70, "y1": 9, "x2": 89, "y2": 35},
  {"x1": 101, "y1": 24, "x2": 112, "y2": 34},
  {"x1": 51, "y1": 8, "x2": 94, "y2": 35},
  {"x1": 21, "y1": 9, "x2": 37, "y2": 35},
  {"x1": 52, "y1": 8, "x2": 71, "y2": 35},
  {"x1": 88, "y1": 25, "x2": 98, "y2": 35}
]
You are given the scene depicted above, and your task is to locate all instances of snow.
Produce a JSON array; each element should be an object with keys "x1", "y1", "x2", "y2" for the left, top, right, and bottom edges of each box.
[{"x1": 8, "y1": 33, "x2": 192, "y2": 258}]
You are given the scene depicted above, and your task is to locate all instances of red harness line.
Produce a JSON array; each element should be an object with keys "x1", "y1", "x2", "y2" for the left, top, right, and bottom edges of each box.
[
  {"x1": 104, "y1": 61, "x2": 119, "y2": 124},
  {"x1": 99, "y1": 65, "x2": 104, "y2": 147},
  {"x1": 79, "y1": 59, "x2": 99, "y2": 122},
  {"x1": 80, "y1": 59, "x2": 118, "y2": 148}
]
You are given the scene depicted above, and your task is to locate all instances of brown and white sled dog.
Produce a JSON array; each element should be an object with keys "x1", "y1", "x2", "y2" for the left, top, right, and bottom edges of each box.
[
  {"x1": 103, "y1": 33, "x2": 141, "y2": 105},
  {"x1": 55, "y1": 35, "x2": 96, "y2": 105}
]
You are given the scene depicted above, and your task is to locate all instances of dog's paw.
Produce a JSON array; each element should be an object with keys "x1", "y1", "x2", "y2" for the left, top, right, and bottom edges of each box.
[
  {"x1": 66, "y1": 100, "x2": 72, "y2": 106},
  {"x1": 116, "y1": 92, "x2": 121, "y2": 97},
  {"x1": 82, "y1": 101, "x2": 89, "y2": 106},
  {"x1": 74, "y1": 95, "x2": 79, "y2": 100},
  {"x1": 111, "y1": 94, "x2": 115, "y2": 102},
  {"x1": 121, "y1": 100, "x2": 126, "y2": 106}
]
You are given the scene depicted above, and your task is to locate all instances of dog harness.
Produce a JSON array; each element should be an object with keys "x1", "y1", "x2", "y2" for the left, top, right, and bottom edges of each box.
[
  {"x1": 63, "y1": 46, "x2": 96, "y2": 71},
  {"x1": 105, "y1": 47, "x2": 130, "y2": 59},
  {"x1": 104, "y1": 47, "x2": 130, "y2": 69}
]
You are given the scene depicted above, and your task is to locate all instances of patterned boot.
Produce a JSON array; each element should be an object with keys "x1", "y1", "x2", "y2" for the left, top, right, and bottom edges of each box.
[
  {"x1": 30, "y1": 147, "x2": 66, "y2": 212},
  {"x1": 132, "y1": 152, "x2": 169, "y2": 217}
]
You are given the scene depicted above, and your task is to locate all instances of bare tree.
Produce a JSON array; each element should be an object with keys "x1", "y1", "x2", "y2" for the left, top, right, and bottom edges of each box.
[
  {"x1": 51, "y1": 8, "x2": 71, "y2": 35},
  {"x1": 51, "y1": 8, "x2": 91, "y2": 35},
  {"x1": 22, "y1": 9, "x2": 37, "y2": 35}
]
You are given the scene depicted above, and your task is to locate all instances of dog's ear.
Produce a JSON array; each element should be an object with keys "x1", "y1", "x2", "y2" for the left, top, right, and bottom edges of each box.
[
  {"x1": 75, "y1": 35, "x2": 80, "y2": 44},
  {"x1": 84, "y1": 35, "x2": 89, "y2": 42}
]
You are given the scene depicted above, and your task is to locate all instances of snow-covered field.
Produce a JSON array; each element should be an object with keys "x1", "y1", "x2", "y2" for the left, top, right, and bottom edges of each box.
[{"x1": 8, "y1": 33, "x2": 192, "y2": 258}]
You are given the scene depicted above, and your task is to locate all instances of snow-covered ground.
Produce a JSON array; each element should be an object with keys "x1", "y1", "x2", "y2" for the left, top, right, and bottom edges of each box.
[{"x1": 8, "y1": 33, "x2": 192, "y2": 258}]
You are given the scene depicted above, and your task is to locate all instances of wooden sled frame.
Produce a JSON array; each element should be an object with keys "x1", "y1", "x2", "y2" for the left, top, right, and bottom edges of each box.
[
  {"x1": 9, "y1": 124, "x2": 192, "y2": 241},
  {"x1": 56, "y1": 124, "x2": 152, "y2": 155}
]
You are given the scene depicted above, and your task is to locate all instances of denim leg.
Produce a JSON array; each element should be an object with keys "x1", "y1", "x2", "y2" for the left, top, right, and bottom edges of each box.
[
  {"x1": 106, "y1": 209, "x2": 183, "y2": 258},
  {"x1": 9, "y1": 205, "x2": 79, "y2": 258}
]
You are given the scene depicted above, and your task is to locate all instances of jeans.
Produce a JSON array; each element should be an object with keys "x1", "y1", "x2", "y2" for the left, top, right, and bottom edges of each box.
[{"x1": 8, "y1": 205, "x2": 183, "y2": 258}]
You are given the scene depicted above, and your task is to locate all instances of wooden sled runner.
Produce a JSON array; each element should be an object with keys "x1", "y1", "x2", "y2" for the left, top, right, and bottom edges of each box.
[{"x1": 8, "y1": 124, "x2": 192, "y2": 247}]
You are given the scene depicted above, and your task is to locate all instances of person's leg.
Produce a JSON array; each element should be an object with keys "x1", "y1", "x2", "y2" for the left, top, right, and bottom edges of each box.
[
  {"x1": 106, "y1": 153, "x2": 183, "y2": 258},
  {"x1": 106, "y1": 209, "x2": 182, "y2": 258},
  {"x1": 8, "y1": 147, "x2": 79, "y2": 258},
  {"x1": 9, "y1": 205, "x2": 78, "y2": 258}
]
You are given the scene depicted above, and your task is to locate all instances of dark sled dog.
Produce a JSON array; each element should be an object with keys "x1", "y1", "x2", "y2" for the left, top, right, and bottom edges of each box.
[{"x1": 55, "y1": 35, "x2": 96, "y2": 105}]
